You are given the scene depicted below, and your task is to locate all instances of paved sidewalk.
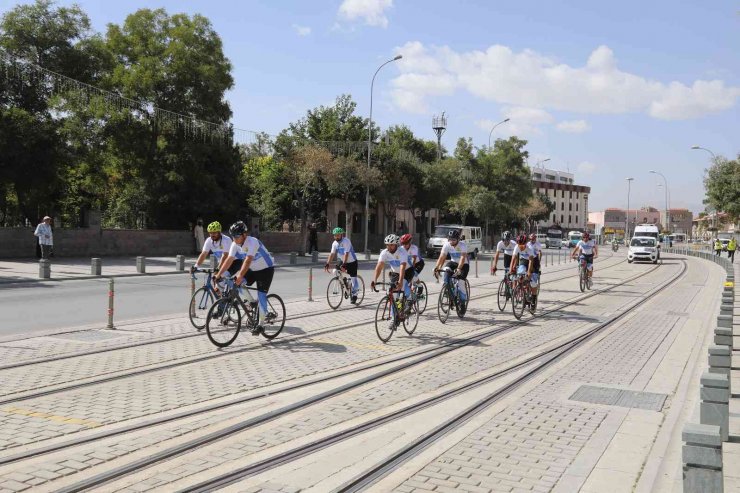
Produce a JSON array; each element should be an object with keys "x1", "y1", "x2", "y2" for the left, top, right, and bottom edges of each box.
[{"x1": 0, "y1": 252, "x2": 384, "y2": 284}]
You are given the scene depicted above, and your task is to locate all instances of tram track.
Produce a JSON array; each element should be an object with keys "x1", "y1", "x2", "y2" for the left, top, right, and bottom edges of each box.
[
  {"x1": 180, "y1": 259, "x2": 688, "y2": 493},
  {"x1": 35, "y1": 259, "x2": 676, "y2": 492},
  {"x1": 0, "y1": 255, "x2": 626, "y2": 405}
]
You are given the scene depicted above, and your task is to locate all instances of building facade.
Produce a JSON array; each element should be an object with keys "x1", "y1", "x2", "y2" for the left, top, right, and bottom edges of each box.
[
  {"x1": 531, "y1": 167, "x2": 591, "y2": 231},
  {"x1": 589, "y1": 206, "x2": 692, "y2": 238}
]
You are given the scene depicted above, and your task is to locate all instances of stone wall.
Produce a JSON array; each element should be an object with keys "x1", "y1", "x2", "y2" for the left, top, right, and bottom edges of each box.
[{"x1": 0, "y1": 228, "x2": 388, "y2": 258}]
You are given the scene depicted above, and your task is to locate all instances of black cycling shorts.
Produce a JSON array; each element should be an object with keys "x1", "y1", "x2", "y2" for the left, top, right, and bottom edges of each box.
[
  {"x1": 227, "y1": 258, "x2": 244, "y2": 276},
  {"x1": 445, "y1": 261, "x2": 470, "y2": 280},
  {"x1": 503, "y1": 253, "x2": 512, "y2": 270},
  {"x1": 532, "y1": 255, "x2": 541, "y2": 274},
  {"x1": 337, "y1": 260, "x2": 358, "y2": 277},
  {"x1": 245, "y1": 267, "x2": 274, "y2": 293},
  {"x1": 414, "y1": 259, "x2": 425, "y2": 274}
]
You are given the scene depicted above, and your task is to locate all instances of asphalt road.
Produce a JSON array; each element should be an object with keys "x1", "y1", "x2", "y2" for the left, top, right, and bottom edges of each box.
[{"x1": 0, "y1": 248, "x2": 581, "y2": 338}]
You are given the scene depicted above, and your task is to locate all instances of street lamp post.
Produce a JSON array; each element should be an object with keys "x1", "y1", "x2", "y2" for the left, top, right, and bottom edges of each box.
[
  {"x1": 487, "y1": 118, "x2": 510, "y2": 148},
  {"x1": 649, "y1": 170, "x2": 669, "y2": 234},
  {"x1": 364, "y1": 54, "x2": 402, "y2": 254},
  {"x1": 536, "y1": 158, "x2": 551, "y2": 167},
  {"x1": 691, "y1": 145, "x2": 716, "y2": 160},
  {"x1": 626, "y1": 178, "x2": 634, "y2": 240}
]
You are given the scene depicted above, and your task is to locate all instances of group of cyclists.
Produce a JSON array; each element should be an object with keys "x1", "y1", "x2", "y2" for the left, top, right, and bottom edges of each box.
[{"x1": 192, "y1": 219, "x2": 599, "y2": 335}]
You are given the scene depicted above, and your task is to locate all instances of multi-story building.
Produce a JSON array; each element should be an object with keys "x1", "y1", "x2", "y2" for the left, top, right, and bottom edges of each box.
[
  {"x1": 531, "y1": 167, "x2": 591, "y2": 231},
  {"x1": 661, "y1": 209, "x2": 692, "y2": 235},
  {"x1": 589, "y1": 206, "x2": 694, "y2": 238}
]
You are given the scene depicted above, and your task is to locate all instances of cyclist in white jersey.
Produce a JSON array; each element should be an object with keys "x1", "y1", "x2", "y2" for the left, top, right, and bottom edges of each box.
[
  {"x1": 571, "y1": 231, "x2": 598, "y2": 280},
  {"x1": 433, "y1": 229, "x2": 469, "y2": 301},
  {"x1": 399, "y1": 234, "x2": 424, "y2": 295},
  {"x1": 491, "y1": 230, "x2": 516, "y2": 275},
  {"x1": 325, "y1": 227, "x2": 360, "y2": 304},
  {"x1": 215, "y1": 221, "x2": 275, "y2": 334},
  {"x1": 192, "y1": 221, "x2": 233, "y2": 273},
  {"x1": 511, "y1": 234, "x2": 537, "y2": 300},
  {"x1": 527, "y1": 233, "x2": 543, "y2": 277},
  {"x1": 370, "y1": 234, "x2": 411, "y2": 301}
]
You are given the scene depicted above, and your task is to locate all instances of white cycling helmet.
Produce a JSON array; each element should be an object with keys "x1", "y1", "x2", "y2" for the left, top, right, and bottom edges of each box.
[{"x1": 384, "y1": 234, "x2": 400, "y2": 245}]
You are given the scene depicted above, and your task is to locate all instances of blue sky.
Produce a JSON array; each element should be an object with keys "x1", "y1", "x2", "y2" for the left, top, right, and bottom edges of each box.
[{"x1": 2, "y1": 0, "x2": 738, "y2": 214}]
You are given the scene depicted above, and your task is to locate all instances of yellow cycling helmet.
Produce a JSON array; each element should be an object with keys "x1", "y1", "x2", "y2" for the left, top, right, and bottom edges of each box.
[{"x1": 207, "y1": 221, "x2": 222, "y2": 233}]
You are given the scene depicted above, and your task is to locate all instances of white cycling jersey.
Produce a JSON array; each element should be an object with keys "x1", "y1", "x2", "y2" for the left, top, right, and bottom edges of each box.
[
  {"x1": 201, "y1": 234, "x2": 233, "y2": 260},
  {"x1": 513, "y1": 245, "x2": 536, "y2": 264},
  {"x1": 576, "y1": 239, "x2": 596, "y2": 255},
  {"x1": 378, "y1": 247, "x2": 409, "y2": 273},
  {"x1": 228, "y1": 237, "x2": 274, "y2": 271},
  {"x1": 330, "y1": 237, "x2": 357, "y2": 263},
  {"x1": 405, "y1": 244, "x2": 422, "y2": 263},
  {"x1": 440, "y1": 240, "x2": 468, "y2": 262},
  {"x1": 527, "y1": 240, "x2": 543, "y2": 256},
  {"x1": 496, "y1": 240, "x2": 517, "y2": 256}
]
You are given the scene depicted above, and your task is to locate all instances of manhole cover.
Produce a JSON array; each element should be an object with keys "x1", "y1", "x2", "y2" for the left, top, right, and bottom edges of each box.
[
  {"x1": 569, "y1": 385, "x2": 667, "y2": 411},
  {"x1": 49, "y1": 330, "x2": 126, "y2": 342}
]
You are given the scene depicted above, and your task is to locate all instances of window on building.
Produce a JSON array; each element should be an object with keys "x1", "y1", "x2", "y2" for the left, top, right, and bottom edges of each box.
[
  {"x1": 561, "y1": 214, "x2": 564, "y2": 223},
  {"x1": 337, "y1": 211, "x2": 346, "y2": 229},
  {"x1": 576, "y1": 203, "x2": 579, "y2": 211},
  {"x1": 560, "y1": 177, "x2": 568, "y2": 182},
  {"x1": 569, "y1": 203, "x2": 572, "y2": 211},
  {"x1": 569, "y1": 215, "x2": 572, "y2": 224},
  {"x1": 569, "y1": 191, "x2": 573, "y2": 199},
  {"x1": 561, "y1": 202, "x2": 564, "y2": 210},
  {"x1": 546, "y1": 174, "x2": 556, "y2": 181},
  {"x1": 534, "y1": 173, "x2": 542, "y2": 179},
  {"x1": 552, "y1": 214, "x2": 556, "y2": 223},
  {"x1": 561, "y1": 190, "x2": 565, "y2": 198}
]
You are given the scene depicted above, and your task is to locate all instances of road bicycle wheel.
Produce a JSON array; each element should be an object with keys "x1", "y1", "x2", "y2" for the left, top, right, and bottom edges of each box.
[
  {"x1": 456, "y1": 281, "x2": 469, "y2": 319},
  {"x1": 206, "y1": 298, "x2": 241, "y2": 347},
  {"x1": 261, "y1": 294, "x2": 286, "y2": 340},
  {"x1": 353, "y1": 275, "x2": 366, "y2": 306},
  {"x1": 497, "y1": 279, "x2": 509, "y2": 312},
  {"x1": 375, "y1": 296, "x2": 395, "y2": 343},
  {"x1": 189, "y1": 286, "x2": 215, "y2": 330},
  {"x1": 437, "y1": 284, "x2": 451, "y2": 324},
  {"x1": 415, "y1": 281, "x2": 428, "y2": 315},
  {"x1": 326, "y1": 277, "x2": 344, "y2": 310},
  {"x1": 579, "y1": 266, "x2": 586, "y2": 292},
  {"x1": 403, "y1": 298, "x2": 419, "y2": 335},
  {"x1": 512, "y1": 285, "x2": 525, "y2": 320}
]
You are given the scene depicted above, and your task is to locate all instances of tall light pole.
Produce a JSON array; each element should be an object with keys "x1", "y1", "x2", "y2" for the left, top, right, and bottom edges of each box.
[
  {"x1": 691, "y1": 145, "x2": 716, "y2": 160},
  {"x1": 626, "y1": 178, "x2": 634, "y2": 240},
  {"x1": 649, "y1": 170, "x2": 669, "y2": 233},
  {"x1": 364, "y1": 54, "x2": 402, "y2": 254},
  {"x1": 536, "y1": 157, "x2": 551, "y2": 167},
  {"x1": 487, "y1": 118, "x2": 510, "y2": 148}
]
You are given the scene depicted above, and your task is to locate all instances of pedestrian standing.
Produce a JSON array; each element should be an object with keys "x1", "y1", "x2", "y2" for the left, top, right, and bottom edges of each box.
[
  {"x1": 34, "y1": 216, "x2": 53, "y2": 259},
  {"x1": 714, "y1": 239, "x2": 722, "y2": 256},
  {"x1": 728, "y1": 237, "x2": 736, "y2": 263},
  {"x1": 308, "y1": 223, "x2": 318, "y2": 253},
  {"x1": 193, "y1": 219, "x2": 205, "y2": 252}
]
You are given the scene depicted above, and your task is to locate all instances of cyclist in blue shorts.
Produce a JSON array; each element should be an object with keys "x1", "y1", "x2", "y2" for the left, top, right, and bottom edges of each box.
[
  {"x1": 325, "y1": 227, "x2": 360, "y2": 304},
  {"x1": 571, "y1": 231, "x2": 598, "y2": 280},
  {"x1": 433, "y1": 229, "x2": 469, "y2": 301},
  {"x1": 510, "y1": 234, "x2": 537, "y2": 304},
  {"x1": 400, "y1": 234, "x2": 424, "y2": 295}
]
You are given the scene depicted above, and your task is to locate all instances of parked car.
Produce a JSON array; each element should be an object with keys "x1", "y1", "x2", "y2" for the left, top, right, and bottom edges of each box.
[{"x1": 628, "y1": 236, "x2": 658, "y2": 264}]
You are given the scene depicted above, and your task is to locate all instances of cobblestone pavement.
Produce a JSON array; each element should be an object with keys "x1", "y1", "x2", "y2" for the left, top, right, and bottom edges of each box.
[{"x1": 1, "y1": 252, "x2": 700, "y2": 492}]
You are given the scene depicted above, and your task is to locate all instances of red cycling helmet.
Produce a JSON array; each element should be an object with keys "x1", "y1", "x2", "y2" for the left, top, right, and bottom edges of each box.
[
  {"x1": 529, "y1": 233, "x2": 537, "y2": 241},
  {"x1": 516, "y1": 234, "x2": 527, "y2": 245},
  {"x1": 400, "y1": 233, "x2": 413, "y2": 244}
]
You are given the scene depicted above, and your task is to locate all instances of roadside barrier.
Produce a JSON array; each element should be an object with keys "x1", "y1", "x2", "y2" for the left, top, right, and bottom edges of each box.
[
  {"x1": 290, "y1": 252, "x2": 297, "y2": 265},
  {"x1": 136, "y1": 256, "x2": 146, "y2": 274},
  {"x1": 475, "y1": 255, "x2": 478, "y2": 278},
  {"x1": 107, "y1": 278, "x2": 115, "y2": 330},
  {"x1": 682, "y1": 423, "x2": 723, "y2": 492},
  {"x1": 176, "y1": 255, "x2": 185, "y2": 271},
  {"x1": 91, "y1": 258, "x2": 102, "y2": 276},
  {"x1": 39, "y1": 259, "x2": 50, "y2": 279},
  {"x1": 311, "y1": 251, "x2": 319, "y2": 263},
  {"x1": 308, "y1": 267, "x2": 314, "y2": 302}
]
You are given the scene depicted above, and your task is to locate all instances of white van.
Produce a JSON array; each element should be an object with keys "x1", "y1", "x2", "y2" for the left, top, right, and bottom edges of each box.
[
  {"x1": 426, "y1": 224, "x2": 483, "y2": 259},
  {"x1": 633, "y1": 224, "x2": 661, "y2": 259}
]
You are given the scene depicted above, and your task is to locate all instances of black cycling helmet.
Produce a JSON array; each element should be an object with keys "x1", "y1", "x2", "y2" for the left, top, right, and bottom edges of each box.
[
  {"x1": 503, "y1": 230, "x2": 512, "y2": 241},
  {"x1": 447, "y1": 229, "x2": 461, "y2": 240},
  {"x1": 229, "y1": 221, "x2": 247, "y2": 236}
]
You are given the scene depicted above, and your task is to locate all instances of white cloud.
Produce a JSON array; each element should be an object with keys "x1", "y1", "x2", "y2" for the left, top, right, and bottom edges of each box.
[
  {"x1": 556, "y1": 120, "x2": 591, "y2": 133},
  {"x1": 577, "y1": 161, "x2": 597, "y2": 175},
  {"x1": 476, "y1": 107, "x2": 553, "y2": 138},
  {"x1": 337, "y1": 0, "x2": 393, "y2": 28},
  {"x1": 390, "y1": 42, "x2": 740, "y2": 120},
  {"x1": 292, "y1": 24, "x2": 311, "y2": 36}
]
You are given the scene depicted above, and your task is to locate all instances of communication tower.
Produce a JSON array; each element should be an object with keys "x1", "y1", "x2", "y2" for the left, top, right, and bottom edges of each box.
[{"x1": 432, "y1": 112, "x2": 447, "y2": 161}]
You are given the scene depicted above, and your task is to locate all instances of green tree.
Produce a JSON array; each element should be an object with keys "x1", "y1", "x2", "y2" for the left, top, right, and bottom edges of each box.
[
  {"x1": 704, "y1": 155, "x2": 740, "y2": 220},
  {"x1": 242, "y1": 155, "x2": 291, "y2": 231}
]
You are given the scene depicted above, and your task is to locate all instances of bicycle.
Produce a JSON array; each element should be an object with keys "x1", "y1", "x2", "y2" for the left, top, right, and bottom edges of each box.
[
  {"x1": 205, "y1": 274, "x2": 286, "y2": 347},
  {"x1": 326, "y1": 263, "x2": 365, "y2": 309},
  {"x1": 371, "y1": 278, "x2": 419, "y2": 343},
  {"x1": 189, "y1": 267, "x2": 225, "y2": 330},
  {"x1": 510, "y1": 271, "x2": 536, "y2": 320},
  {"x1": 434, "y1": 266, "x2": 470, "y2": 324},
  {"x1": 494, "y1": 269, "x2": 515, "y2": 312},
  {"x1": 577, "y1": 255, "x2": 593, "y2": 292},
  {"x1": 411, "y1": 276, "x2": 428, "y2": 315}
]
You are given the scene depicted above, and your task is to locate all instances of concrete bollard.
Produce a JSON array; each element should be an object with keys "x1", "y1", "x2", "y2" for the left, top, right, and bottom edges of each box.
[
  {"x1": 708, "y1": 344, "x2": 731, "y2": 380},
  {"x1": 720, "y1": 303, "x2": 733, "y2": 317},
  {"x1": 209, "y1": 254, "x2": 217, "y2": 270},
  {"x1": 39, "y1": 259, "x2": 51, "y2": 279},
  {"x1": 176, "y1": 255, "x2": 185, "y2": 271},
  {"x1": 290, "y1": 252, "x2": 297, "y2": 265},
  {"x1": 91, "y1": 258, "x2": 102, "y2": 276},
  {"x1": 365, "y1": 251, "x2": 371, "y2": 261},
  {"x1": 700, "y1": 372, "x2": 730, "y2": 442},
  {"x1": 311, "y1": 250, "x2": 319, "y2": 263},
  {"x1": 107, "y1": 278, "x2": 115, "y2": 329},
  {"x1": 136, "y1": 256, "x2": 146, "y2": 274},
  {"x1": 715, "y1": 326, "x2": 733, "y2": 348},
  {"x1": 717, "y1": 315, "x2": 733, "y2": 329},
  {"x1": 308, "y1": 267, "x2": 314, "y2": 302},
  {"x1": 475, "y1": 255, "x2": 478, "y2": 278},
  {"x1": 682, "y1": 423, "x2": 723, "y2": 493}
]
